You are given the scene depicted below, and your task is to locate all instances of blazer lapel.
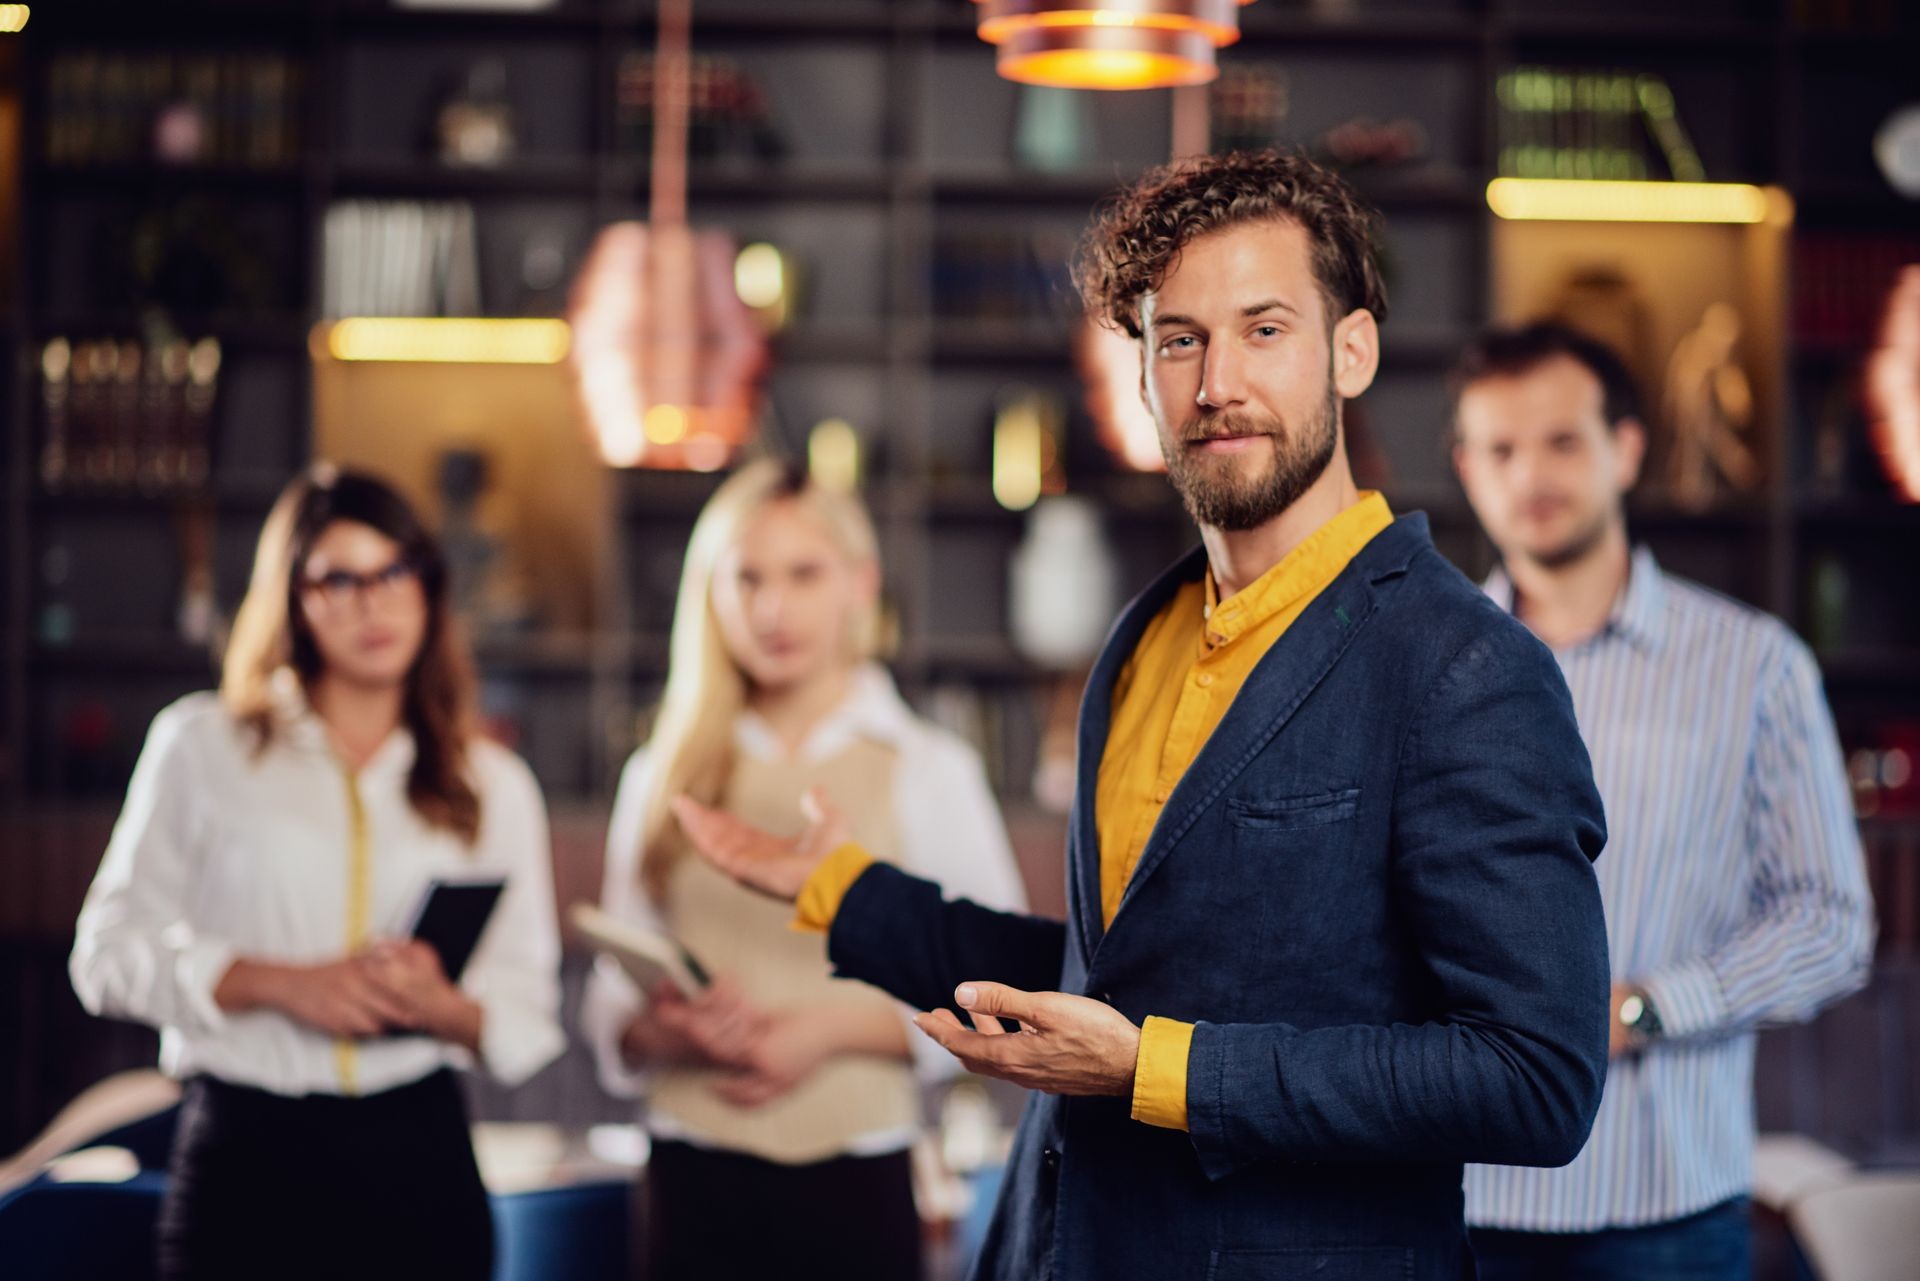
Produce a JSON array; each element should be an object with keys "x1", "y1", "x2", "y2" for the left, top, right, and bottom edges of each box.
[
  {"x1": 1102, "y1": 514, "x2": 1430, "y2": 936},
  {"x1": 1068, "y1": 545, "x2": 1209, "y2": 961}
]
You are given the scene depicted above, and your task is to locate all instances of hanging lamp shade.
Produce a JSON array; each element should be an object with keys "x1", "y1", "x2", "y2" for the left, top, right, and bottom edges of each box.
[
  {"x1": 974, "y1": 0, "x2": 1256, "y2": 90},
  {"x1": 568, "y1": 0, "x2": 768, "y2": 470}
]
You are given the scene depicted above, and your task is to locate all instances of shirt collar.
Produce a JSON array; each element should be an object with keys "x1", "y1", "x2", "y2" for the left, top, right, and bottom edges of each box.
[
  {"x1": 266, "y1": 666, "x2": 418, "y2": 776},
  {"x1": 1483, "y1": 545, "x2": 1668, "y2": 654},
  {"x1": 734, "y1": 662, "x2": 917, "y2": 764},
  {"x1": 1202, "y1": 491, "x2": 1394, "y2": 648}
]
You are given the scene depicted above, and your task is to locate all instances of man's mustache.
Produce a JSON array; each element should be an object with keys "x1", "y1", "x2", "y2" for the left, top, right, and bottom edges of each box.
[{"x1": 1180, "y1": 412, "x2": 1282, "y2": 444}]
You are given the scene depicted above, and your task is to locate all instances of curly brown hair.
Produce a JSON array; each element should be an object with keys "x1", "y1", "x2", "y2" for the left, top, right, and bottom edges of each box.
[{"x1": 1074, "y1": 148, "x2": 1390, "y2": 339}]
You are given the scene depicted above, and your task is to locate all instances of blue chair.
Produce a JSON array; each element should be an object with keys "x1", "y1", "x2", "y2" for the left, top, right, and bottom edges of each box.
[
  {"x1": 0, "y1": 1171, "x2": 166, "y2": 1281},
  {"x1": 491, "y1": 1180, "x2": 631, "y2": 1281}
]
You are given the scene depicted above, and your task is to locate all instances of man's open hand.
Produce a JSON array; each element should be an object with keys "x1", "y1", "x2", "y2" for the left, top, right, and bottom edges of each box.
[
  {"x1": 671, "y1": 788, "x2": 849, "y2": 903},
  {"x1": 912, "y1": 982, "x2": 1141, "y2": 1098}
]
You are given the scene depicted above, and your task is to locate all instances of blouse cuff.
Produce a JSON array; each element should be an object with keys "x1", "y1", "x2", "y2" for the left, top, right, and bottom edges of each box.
[{"x1": 790, "y1": 843, "x2": 876, "y2": 934}]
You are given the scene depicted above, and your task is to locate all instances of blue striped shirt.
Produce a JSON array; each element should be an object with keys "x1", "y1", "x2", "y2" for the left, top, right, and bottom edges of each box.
[{"x1": 1465, "y1": 547, "x2": 1875, "y2": 1232}]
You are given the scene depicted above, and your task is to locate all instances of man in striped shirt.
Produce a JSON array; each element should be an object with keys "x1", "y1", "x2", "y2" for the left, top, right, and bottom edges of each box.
[{"x1": 1449, "y1": 323, "x2": 1875, "y2": 1280}]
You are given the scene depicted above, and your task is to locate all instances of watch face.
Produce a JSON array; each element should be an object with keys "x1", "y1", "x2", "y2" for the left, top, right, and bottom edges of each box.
[{"x1": 1619, "y1": 994, "x2": 1645, "y2": 1027}]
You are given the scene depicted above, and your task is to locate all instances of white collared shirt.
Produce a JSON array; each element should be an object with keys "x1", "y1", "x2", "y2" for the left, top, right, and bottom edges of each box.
[
  {"x1": 70, "y1": 690, "x2": 566, "y2": 1097},
  {"x1": 581, "y1": 664, "x2": 1028, "y2": 1152}
]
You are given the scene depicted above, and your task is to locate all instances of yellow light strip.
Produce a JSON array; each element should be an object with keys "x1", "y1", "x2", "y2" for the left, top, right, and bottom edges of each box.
[
  {"x1": 321, "y1": 317, "x2": 572, "y2": 364},
  {"x1": 1486, "y1": 178, "x2": 1793, "y2": 226},
  {"x1": 0, "y1": 5, "x2": 28, "y2": 34}
]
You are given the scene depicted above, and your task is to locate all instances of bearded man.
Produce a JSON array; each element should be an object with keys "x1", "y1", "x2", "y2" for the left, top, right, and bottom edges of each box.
[{"x1": 673, "y1": 149, "x2": 1613, "y2": 1281}]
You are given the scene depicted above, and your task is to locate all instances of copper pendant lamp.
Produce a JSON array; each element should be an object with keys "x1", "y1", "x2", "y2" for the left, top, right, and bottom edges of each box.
[
  {"x1": 569, "y1": 0, "x2": 768, "y2": 470},
  {"x1": 974, "y1": 0, "x2": 1257, "y2": 91}
]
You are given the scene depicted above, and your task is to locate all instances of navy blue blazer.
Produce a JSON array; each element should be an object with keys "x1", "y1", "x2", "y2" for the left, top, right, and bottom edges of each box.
[{"x1": 831, "y1": 514, "x2": 1611, "y2": 1281}]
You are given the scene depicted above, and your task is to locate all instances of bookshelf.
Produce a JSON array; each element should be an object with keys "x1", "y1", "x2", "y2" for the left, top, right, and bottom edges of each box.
[{"x1": 4, "y1": 0, "x2": 1917, "y2": 809}]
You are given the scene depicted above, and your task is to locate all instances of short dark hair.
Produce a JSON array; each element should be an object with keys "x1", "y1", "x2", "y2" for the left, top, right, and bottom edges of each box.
[
  {"x1": 1074, "y1": 147, "x2": 1390, "y2": 339},
  {"x1": 1448, "y1": 323, "x2": 1644, "y2": 432}
]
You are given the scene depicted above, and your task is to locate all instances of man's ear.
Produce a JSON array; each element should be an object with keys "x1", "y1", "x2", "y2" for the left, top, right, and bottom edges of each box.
[
  {"x1": 1332, "y1": 309, "x2": 1380, "y2": 400},
  {"x1": 1614, "y1": 417, "x2": 1648, "y2": 491}
]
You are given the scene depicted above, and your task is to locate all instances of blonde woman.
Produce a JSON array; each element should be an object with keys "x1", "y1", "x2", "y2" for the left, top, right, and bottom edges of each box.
[
  {"x1": 70, "y1": 467, "x2": 563, "y2": 1281},
  {"x1": 582, "y1": 459, "x2": 1026, "y2": 1280}
]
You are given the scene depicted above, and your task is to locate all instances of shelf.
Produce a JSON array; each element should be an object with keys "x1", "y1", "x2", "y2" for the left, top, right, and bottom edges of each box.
[
  {"x1": 28, "y1": 314, "x2": 313, "y2": 353},
  {"x1": 332, "y1": 157, "x2": 599, "y2": 199},
  {"x1": 1820, "y1": 650, "x2": 1920, "y2": 689},
  {"x1": 1501, "y1": 14, "x2": 1774, "y2": 49},
  {"x1": 30, "y1": 161, "x2": 308, "y2": 194},
  {"x1": 31, "y1": 635, "x2": 218, "y2": 677},
  {"x1": 1797, "y1": 497, "x2": 1920, "y2": 534},
  {"x1": 29, "y1": 475, "x2": 289, "y2": 515}
]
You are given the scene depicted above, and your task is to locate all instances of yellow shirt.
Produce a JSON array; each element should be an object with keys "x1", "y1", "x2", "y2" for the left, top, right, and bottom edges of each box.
[{"x1": 796, "y1": 493, "x2": 1395, "y2": 1132}]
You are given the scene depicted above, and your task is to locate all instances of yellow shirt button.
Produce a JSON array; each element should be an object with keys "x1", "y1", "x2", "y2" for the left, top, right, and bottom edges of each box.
[
  {"x1": 1196, "y1": 672, "x2": 1214, "y2": 687},
  {"x1": 1153, "y1": 788, "x2": 1170, "y2": 804}
]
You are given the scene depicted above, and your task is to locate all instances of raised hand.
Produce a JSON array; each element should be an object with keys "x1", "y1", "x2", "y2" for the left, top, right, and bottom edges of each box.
[
  {"x1": 911, "y1": 982, "x2": 1142, "y2": 1098},
  {"x1": 670, "y1": 786, "x2": 850, "y2": 903}
]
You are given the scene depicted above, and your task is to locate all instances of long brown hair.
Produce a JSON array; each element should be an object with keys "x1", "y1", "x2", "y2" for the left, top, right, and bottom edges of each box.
[
  {"x1": 635, "y1": 458, "x2": 882, "y2": 899},
  {"x1": 221, "y1": 464, "x2": 482, "y2": 843}
]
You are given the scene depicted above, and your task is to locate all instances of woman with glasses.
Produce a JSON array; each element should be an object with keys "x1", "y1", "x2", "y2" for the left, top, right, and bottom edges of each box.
[{"x1": 70, "y1": 465, "x2": 563, "y2": 1281}]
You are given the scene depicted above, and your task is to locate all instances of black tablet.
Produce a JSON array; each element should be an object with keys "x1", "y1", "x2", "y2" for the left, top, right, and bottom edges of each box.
[{"x1": 402, "y1": 877, "x2": 506, "y2": 982}]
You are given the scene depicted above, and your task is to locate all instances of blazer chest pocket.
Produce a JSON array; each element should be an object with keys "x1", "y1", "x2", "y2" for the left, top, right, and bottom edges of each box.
[{"x1": 1227, "y1": 788, "x2": 1360, "y2": 831}]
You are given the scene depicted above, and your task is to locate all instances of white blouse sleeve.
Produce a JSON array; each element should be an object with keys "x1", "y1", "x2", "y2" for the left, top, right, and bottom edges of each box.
[
  {"x1": 578, "y1": 747, "x2": 668, "y2": 1100},
  {"x1": 70, "y1": 698, "x2": 236, "y2": 1036},
  {"x1": 892, "y1": 725, "x2": 1031, "y2": 1080},
  {"x1": 462, "y1": 748, "x2": 566, "y2": 1087}
]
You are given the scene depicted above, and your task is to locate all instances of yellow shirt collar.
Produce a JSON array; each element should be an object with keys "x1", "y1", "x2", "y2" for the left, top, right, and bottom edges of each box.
[{"x1": 1202, "y1": 492, "x2": 1393, "y2": 647}]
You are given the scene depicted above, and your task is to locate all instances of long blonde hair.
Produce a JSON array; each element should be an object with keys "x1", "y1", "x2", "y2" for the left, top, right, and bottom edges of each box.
[{"x1": 636, "y1": 459, "x2": 883, "y2": 898}]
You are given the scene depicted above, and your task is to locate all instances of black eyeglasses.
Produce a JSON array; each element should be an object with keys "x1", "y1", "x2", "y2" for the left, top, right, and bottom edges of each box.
[{"x1": 301, "y1": 559, "x2": 420, "y2": 610}]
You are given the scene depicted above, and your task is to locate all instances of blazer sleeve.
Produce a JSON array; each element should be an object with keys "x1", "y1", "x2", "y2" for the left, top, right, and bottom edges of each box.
[
  {"x1": 1185, "y1": 622, "x2": 1612, "y2": 1180},
  {"x1": 827, "y1": 862, "x2": 1069, "y2": 1018}
]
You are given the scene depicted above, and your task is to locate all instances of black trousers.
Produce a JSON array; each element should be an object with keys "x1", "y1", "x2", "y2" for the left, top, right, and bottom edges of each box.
[
  {"x1": 158, "y1": 1069, "x2": 493, "y2": 1281},
  {"x1": 641, "y1": 1139, "x2": 923, "y2": 1281}
]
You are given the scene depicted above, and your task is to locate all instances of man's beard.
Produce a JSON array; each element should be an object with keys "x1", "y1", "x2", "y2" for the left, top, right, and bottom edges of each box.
[
  {"x1": 1518, "y1": 503, "x2": 1612, "y2": 571},
  {"x1": 1162, "y1": 380, "x2": 1340, "y2": 532}
]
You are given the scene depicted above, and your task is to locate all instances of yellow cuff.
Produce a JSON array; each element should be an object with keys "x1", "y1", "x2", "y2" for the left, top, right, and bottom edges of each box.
[
  {"x1": 790, "y1": 843, "x2": 875, "y2": 934},
  {"x1": 1130, "y1": 1015, "x2": 1194, "y2": 1131}
]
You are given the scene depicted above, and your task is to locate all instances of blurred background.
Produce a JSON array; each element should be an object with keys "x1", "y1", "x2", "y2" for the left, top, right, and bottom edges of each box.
[{"x1": 0, "y1": 0, "x2": 1915, "y2": 1276}]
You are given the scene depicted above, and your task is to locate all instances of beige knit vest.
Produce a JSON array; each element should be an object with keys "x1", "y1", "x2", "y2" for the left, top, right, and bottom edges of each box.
[{"x1": 648, "y1": 736, "x2": 920, "y2": 1165}]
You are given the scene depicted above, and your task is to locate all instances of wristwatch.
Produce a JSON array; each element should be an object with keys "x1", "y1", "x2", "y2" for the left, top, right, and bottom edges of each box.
[{"x1": 1617, "y1": 988, "x2": 1663, "y2": 1048}]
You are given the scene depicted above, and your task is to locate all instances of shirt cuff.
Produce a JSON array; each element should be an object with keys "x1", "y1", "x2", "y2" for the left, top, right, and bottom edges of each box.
[
  {"x1": 1130, "y1": 1015, "x2": 1195, "y2": 1131},
  {"x1": 1638, "y1": 959, "x2": 1726, "y2": 1040},
  {"x1": 791, "y1": 843, "x2": 875, "y2": 934},
  {"x1": 174, "y1": 936, "x2": 236, "y2": 1033}
]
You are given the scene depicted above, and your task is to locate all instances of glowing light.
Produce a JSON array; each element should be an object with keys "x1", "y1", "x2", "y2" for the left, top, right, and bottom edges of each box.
[
  {"x1": 0, "y1": 6, "x2": 29, "y2": 35},
  {"x1": 808, "y1": 418, "x2": 862, "y2": 493},
  {"x1": 319, "y1": 318, "x2": 571, "y2": 364},
  {"x1": 1486, "y1": 178, "x2": 1792, "y2": 226},
  {"x1": 973, "y1": 0, "x2": 1256, "y2": 91},
  {"x1": 643, "y1": 403, "x2": 690, "y2": 445}
]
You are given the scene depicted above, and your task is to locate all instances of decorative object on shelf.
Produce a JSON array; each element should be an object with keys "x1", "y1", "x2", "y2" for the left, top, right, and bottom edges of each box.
[
  {"x1": 121, "y1": 197, "x2": 279, "y2": 317},
  {"x1": 1318, "y1": 116, "x2": 1429, "y2": 171},
  {"x1": 438, "y1": 447, "x2": 537, "y2": 643},
  {"x1": 570, "y1": 0, "x2": 770, "y2": 471},
  {"x1": 1848, "y1": 722, "x2": 1920, "y2": 820},
  {"x1": 733, "y1": 241, "x2": 799, "y2": 333},
  {"x1": 1008, "y1": 495, "x2": 1117, "y2": 667},
  {"x1": 1209, "y1": 64, "x2": 1286, "y2": 155},
  {"x1": 45, "y1": 50, "x2": 301, "y2": 169},
  {"x1": 972, "y1": 0, "x2": 1258, "y2": 90},
  {"x1": 1076, "y1": 317, "x2": 1163, "y2": 472},
  {"x1": 992, "y1": 387, "x2": 1067, "y2": 511},
  {"x1": 37, "y1": 334, "x2": 219, "y2": 494},
  {"x1": 395, "y1": 0, "x2": 557, "y2": 10},
  {"x1": 1546, "y1": 267, "x2": 1656, "y2": 418},
  {"x1": 434, "y1": 58, "x2": 517, "y2": 169},
  {"x1": 1013, "y1": 84, "x2": 1096, "y2": 172},
  {"x1": 1874, "y1": 105, "x2": 1920, "y2": 199},
  {"x1": 175, "y1": 504, "x2": 219, "y2": 647},
  {"x1": 933, "y1": 229, "x2": 1078, "y2": 322},
  {"x1": 322, "y1": 201, "x2": 482, "y2": 318},
  {"x1": 1864, "y1": 264, "x2": 1920, "y2": 503},
  {"x1": 616, "y1": 51, "x2": 785, "y2": 166},
  {"x1": 36, "y1": 541, "x2": 74, "y2": 647},
  {"x1": 1495, "y1": 68, "x2": 1701, "y2": 183},
  {"x1": 1794, "y1": 233, "x2": 1920, "y2": 347},
  {"x1": 1662, "y1": 302, "x2": 1760, "y2": 511},
  {"x1": 808, "y1": 419, "x2": 862, "y2": 494}
]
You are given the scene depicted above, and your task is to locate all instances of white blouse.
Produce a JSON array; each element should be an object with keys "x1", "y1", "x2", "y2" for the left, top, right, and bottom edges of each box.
[
  {"x1": 580, "y1": 664, "x2": 1028, "y2": 1145},
  {"x1": 70, "y1": 690, "x2": 565, "y2": 1098}
]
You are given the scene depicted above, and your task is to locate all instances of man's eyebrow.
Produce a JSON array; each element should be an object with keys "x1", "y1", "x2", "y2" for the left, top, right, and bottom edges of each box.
[
  {"x1": 1150, "y1": 312, "x2": 1196, "y2": 330},
  {"x1": 1241, "y1": 298, "x2": 1300, "y2": 319}
]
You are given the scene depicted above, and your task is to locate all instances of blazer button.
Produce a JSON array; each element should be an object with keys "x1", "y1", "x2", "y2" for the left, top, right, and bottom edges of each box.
[
  {"x1": 1042, "y1": 1148, "x2": 1060, "y2": 1170},
  {"x1": 1100, "y1": 992, "x2": 1114, "y2": 1004}
]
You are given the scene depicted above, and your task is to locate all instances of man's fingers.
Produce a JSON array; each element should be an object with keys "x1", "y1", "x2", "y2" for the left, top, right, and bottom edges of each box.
[
  {"x1": 968, "y1": 1007, "x2": 1007, "y2": 1036},
  {"x1": 955, "y1": 981, "x2": 1042, "y2": 1029},
  {"x1": 912, "y1": 1013, "x2": 1014, "y2": 1071}
]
